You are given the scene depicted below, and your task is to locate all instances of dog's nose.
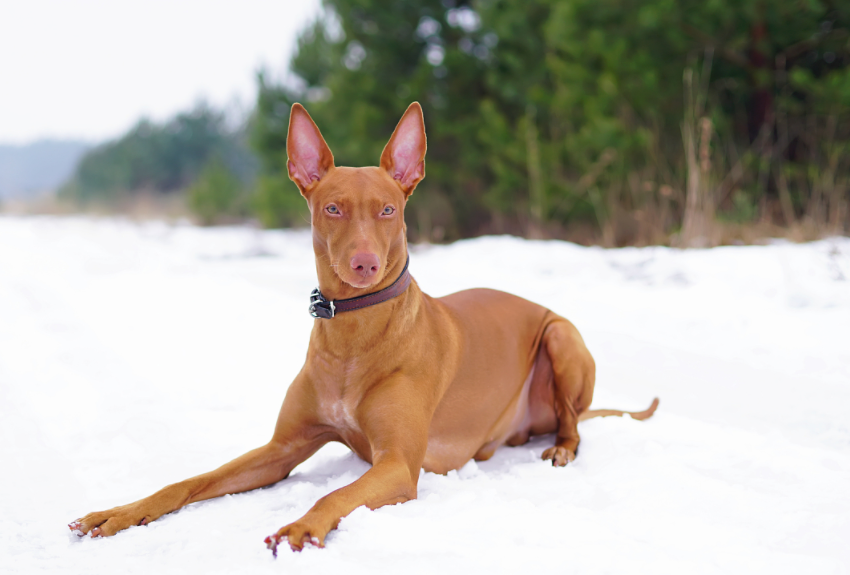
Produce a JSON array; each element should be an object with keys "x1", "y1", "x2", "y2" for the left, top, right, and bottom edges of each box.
[{"x1": 350, "y1": 252, "x2": 380, "y2": 279}]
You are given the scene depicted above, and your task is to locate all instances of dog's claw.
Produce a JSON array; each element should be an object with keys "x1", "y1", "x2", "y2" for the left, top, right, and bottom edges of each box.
[
  {"x1": 265, "y1": 535, "x2": 279, "y2": 558},
  {"x1": 68, "y1": 521, "x2": 84, "y2": 537}
]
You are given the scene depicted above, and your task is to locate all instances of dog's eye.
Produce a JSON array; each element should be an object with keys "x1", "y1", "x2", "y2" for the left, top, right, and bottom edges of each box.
[
  {"x1": 382, "y1": 206, "x2": 395, "y2": 216},
  {"x1": 326, "y1": 205, "x2": 339, "y2": 215}
]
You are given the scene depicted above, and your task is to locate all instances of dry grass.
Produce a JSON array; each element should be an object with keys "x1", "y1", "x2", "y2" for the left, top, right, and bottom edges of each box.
[{"x1": 2, "y1": 192, "x2": 193, "y2": 223}]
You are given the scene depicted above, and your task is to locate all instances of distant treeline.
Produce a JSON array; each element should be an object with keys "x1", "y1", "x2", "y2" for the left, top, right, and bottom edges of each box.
[
  {"x1": 64, "y1": 0, "x2": 850, "y2": 244},
  {"x1": 59, "y1": 106, "x2": 257, "y2": 224}
]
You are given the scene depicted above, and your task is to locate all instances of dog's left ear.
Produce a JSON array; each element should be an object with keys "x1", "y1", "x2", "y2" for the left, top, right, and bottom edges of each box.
[{"x1": 380, "y1": 102, "x2": 427, "y2": 196}]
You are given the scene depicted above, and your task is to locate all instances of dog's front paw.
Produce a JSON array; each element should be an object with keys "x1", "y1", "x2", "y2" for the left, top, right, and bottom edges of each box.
[
  {"x1": 265, "y1": 518, "x2": 327, "y2": 555},
  {"x1": 69, "y1": 505, "x2": 151, "y2": 538},
  {"x1": 542, "y1": 446, "x2": 575, "y2": 467}
]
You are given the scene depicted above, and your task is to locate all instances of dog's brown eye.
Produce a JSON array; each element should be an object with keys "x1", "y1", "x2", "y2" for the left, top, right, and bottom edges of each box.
[
  {"x1": 382, "y1": 206, "x2": 395, "y2": 216},
  {"x1": 326, "y1": 205, "x2": 339, "y2": 215}
]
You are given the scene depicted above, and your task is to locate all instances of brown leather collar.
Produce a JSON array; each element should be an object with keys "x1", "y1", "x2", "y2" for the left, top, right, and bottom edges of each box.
[{"x1": 308, "y1": 256, "x2": 411, "y2": 319}]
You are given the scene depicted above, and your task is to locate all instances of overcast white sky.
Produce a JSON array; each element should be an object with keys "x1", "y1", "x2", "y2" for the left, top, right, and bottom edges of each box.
[{"x1": 0, "y1": 0, "x2": 321, "y2": 145}]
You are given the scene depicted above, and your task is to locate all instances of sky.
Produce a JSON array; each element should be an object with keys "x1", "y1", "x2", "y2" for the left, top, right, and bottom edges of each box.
[{"x1": 0, "y1": 0, "x2": 321, "y2": 145}]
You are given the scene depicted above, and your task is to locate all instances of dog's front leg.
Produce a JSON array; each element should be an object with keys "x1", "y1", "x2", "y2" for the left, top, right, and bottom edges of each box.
[
  {"x1": 71, "y1": 438, "x2": 321, "y2": 538},
  {"x1": 71, "y1": 375, "x2": 327, "y2": 538},
  {"x1": 267, "y1": 379, "x2": 429, "y2": 553},
  {"x1": 267, "y1": 454, "x2": 418, "y2": 553}
]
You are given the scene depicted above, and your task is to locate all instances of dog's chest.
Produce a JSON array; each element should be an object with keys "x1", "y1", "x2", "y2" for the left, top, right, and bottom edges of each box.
[
  {"x1": 309, "y1": 353, "x2": 374, "y2": 433},
  {"x1": 318, "y1": 397, "x2": 360, "y2": 431},
  {"x1": 308, "y1": 350, "x2": 399, "y2": 459},
  {"x1": 316, "y1": 391, "x2": 373, "y2": 460},
  {"x1": 312, "y1": 370, "x2": 362, "y2": 431}
]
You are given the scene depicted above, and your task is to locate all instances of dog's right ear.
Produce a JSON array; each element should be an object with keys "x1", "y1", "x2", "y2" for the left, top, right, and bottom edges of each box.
[{"x1": 287, "y1": 103, "x2": 334, "y2": 195}]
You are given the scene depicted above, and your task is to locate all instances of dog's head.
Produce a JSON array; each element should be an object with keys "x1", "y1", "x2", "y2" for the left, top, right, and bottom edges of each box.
[{"x1": 286, "y1": 103, "x2": 426, "y2": 297}]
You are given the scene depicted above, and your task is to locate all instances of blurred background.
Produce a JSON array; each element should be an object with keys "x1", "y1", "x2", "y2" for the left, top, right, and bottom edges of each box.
[{"x1": 2, "y1": 0, "x2": 848, "y2": 247}]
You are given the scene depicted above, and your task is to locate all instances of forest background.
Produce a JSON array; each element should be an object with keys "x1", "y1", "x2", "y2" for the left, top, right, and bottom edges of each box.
[{"x1": 51, "y1": 0, "x2": 850, "y2": 246}]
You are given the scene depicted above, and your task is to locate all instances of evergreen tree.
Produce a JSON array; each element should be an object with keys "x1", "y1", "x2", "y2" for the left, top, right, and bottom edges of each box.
[{"x1": 252, "y1": 0, "x2": 850, "y2": 243}]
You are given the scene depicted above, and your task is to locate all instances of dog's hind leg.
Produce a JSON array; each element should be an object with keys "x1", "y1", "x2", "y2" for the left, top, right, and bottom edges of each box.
[{"x1": 540, "y1": 317, "x2": 596, "y2": 467}]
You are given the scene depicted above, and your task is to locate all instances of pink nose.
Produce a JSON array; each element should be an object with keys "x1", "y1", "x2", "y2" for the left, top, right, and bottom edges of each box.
[{"x1": 350, "y1": 252, "x2": 380, "y2": 279}]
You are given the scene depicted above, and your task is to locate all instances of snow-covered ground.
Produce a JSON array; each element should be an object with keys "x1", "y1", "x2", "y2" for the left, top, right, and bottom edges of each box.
[{"x1": 1, "y1": 216, "x2": 848, "y2": 574}]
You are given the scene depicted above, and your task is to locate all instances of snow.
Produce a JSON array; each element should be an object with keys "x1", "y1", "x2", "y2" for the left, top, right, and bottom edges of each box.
[{"x1": 0, "y1": 215, "x2": 848, "y2": 574}]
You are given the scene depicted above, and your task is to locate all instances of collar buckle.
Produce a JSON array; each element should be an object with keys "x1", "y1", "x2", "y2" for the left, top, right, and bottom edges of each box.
[{"x1": 308, "y1": 288, "x2": 335, "y2": 319}]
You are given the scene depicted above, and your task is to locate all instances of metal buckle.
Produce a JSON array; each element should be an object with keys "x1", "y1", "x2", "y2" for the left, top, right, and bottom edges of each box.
[{"x1": 308, "y1": 287, "x2": 335, "y2": 319}]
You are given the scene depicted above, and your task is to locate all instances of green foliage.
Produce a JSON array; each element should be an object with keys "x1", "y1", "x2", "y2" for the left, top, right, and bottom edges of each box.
[
  {"x1": 722, "y1": 189, "x2": 759, "y2": 223},
  {"x1": 251, "y1": 0, "x2": 850, "y2": 241},
  {"x1": 61, "y1": 104, "x2": 256, "y2": 206},
  {"x1": 188, "y1": 158, "x2": 245, "y2": 225},
  {"x1": 253, "y1": 174, "x2": 310, "y2": 228}
]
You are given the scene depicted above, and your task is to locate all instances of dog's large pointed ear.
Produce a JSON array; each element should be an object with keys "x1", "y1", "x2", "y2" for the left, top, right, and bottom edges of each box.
[
  {"x1": 380, "y1": 102, "x2": 427, "y2": 196},
  {"x1": 287, "y1": 103, "x2": 334, "y2": 195}
]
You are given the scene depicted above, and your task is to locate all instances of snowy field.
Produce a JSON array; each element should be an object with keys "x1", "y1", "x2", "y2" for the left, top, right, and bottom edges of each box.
[{"x1": 1, "y1": 215, "x2": 848, "y2": 575}]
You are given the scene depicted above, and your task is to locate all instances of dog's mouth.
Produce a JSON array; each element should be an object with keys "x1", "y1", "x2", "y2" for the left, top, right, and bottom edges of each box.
[
  {"x1": 344, "y1": 275, "x2": 377, "y2": 289},
  {"x1": 336, "y1": 266, "x2": 384, "y2": 290}
]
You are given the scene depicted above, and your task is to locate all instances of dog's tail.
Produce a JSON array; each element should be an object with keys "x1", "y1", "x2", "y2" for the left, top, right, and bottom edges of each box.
[{"x1": 578, "y1": 397, "x2": 659, "y2": 422}]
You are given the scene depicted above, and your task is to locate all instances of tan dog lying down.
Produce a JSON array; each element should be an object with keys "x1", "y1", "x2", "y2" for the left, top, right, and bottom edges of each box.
[{"x1": 70, "y1": 102, "x2": 658, "y2": 554}]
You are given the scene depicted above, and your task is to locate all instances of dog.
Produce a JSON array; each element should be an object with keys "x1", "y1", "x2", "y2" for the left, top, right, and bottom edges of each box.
[{"x1": 69, "y1": 102, "x2": 658, "y2": 553}]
